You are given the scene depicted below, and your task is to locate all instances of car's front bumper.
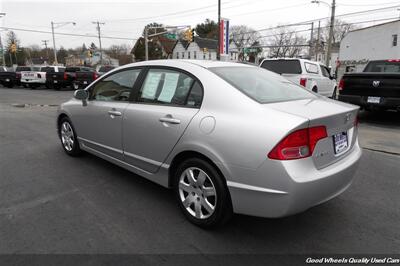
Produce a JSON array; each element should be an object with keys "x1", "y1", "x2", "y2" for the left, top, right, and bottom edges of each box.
[
  {"x1": 225, "y1": 140, "x2": 362, "y2": 218},
  {"x1": 339, "y1": 94, "x2": 400, "y2": 110}
]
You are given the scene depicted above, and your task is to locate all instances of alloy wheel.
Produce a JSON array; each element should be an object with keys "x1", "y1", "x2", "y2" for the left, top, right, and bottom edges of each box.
[
  {"x1": 60, "y1": 121, "x2": 75, "y2": 152},
  {"x1": 178, "y1": 167, "x2": 217, "y2": 219}
]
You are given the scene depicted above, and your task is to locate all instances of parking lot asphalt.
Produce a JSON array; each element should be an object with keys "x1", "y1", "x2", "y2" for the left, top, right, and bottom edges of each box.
[{"x1": 0, "y1": 87, "x2": 399, "y2": 254}]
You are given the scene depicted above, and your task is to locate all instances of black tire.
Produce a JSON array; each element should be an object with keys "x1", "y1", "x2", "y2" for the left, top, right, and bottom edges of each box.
[
  {"x1": 173, "y1": 158, "x2": 233, "y2": 228},
  {"x1": 58, "y1": 117, "x2": 82, "y2": 157},
  {"x1": 6, "y1": 83, "x2": 14, "y2": 88}
]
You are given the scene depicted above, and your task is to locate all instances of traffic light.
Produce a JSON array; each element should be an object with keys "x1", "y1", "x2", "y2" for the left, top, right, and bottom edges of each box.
[
  {"x1": 87, "y1": 50, "x2": 93, "y2": 57},
  {"x1": 184, "y1": 28, "x2": 195, "y2": 43},
  {"x1": 10, "y1": 43, "x2": 17, "y2": 53},
  {"x1": 203, "y1": 48, "x2": 208, "y2": 53}
]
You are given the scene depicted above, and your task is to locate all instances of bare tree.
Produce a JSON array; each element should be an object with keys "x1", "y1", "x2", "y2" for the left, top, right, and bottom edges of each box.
[
  {"x1": 321, "y1": 19, "x2": 356, "y2": 44},
  {"x1": 230, "y1": 25, "x2": 262, "y2": 60},
  {"x1": 269, "y1": 27, "x2": 306, "y2": 58}
]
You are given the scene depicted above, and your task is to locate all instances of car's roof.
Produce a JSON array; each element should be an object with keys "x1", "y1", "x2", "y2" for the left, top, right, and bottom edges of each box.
[
  {"x1": 125, "y1": 59, "x2": 254, "y2": 69},
  {"x1": 261, "y1": 58, "x2": 326, "y2": 66}
]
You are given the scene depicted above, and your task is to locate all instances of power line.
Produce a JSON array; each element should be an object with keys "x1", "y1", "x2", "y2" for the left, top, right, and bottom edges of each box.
[
  {"x1": 0, "y1": 26, "x2": 137, "y2": 41},
  {"x1": 230, "y1": 5, "x2": 400, "y2": 37}
]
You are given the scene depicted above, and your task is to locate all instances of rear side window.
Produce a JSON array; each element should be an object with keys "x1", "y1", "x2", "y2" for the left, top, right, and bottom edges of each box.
[
  {"x1": 66, "y1": 67, "x2": 80, "y2": 72},
  {"x1": 138, "y1": 68, "x2": 202, "y2": 107},
  {"x1": 364, "y1": 60, "x2": 400, "y2": 73},
  {"x1": 304, "y1": 62, "x2": 319, "y2": 74},
  {"x1": 210, "y1": 66, "x2": 316, "y2": 104},
  {"x1": 260, "y1": 60, "x2": 302, "y2": 74}
]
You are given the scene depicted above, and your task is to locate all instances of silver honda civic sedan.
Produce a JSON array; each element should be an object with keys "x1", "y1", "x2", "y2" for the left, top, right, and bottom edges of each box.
[{"x1": 57, "y1": 60, "x2": 361, "y2": 228}]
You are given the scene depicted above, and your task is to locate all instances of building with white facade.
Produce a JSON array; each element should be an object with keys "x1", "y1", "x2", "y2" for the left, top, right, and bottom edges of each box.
[
  {"x1": 172, "y1": 37, "x2": 239, "y2": 61},
  {"x1": 338, "y1": 20, "x2": 400, "y2": 77}
]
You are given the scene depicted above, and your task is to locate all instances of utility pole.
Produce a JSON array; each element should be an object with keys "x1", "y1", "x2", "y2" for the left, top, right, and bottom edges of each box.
[
  {"x1": 42, "y1": 40, "x2": 50, "y2": 60},
  {"x1": 0, "y1": 12, "x2": 6, "y2": 67},
  {"x1": 145, "y1": 26, "x2": 148, "y2": 61},
  {"x1": 92, "y1": 21, "x2": 105, "y2": 64},
  {"x1": 309, "y1": 22, "x2": 314, "y2": 60},
  {"x1": 217, "y1": 0, "x2": 221, "y2": 60},
  {"x1": 315, "y1": 20, "x2": 321, "y2": 62},
  {"x1": 326, "y1": 0, "x2": 336, "y2": 67},
  {"x1": 51, "y1": 22, "x2": 57, "y2": 65}
]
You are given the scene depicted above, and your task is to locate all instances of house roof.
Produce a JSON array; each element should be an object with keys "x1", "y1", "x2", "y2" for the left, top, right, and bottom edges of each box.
[
  {"x1": 349, "y1": 19, "x2": 400, "y2": 33},
  {"x1": 157, "y1": 36, "x2": 177, "y2": 54},
  {"x1": 192, "y1": 37, "x2": 218, "y2": 50}
]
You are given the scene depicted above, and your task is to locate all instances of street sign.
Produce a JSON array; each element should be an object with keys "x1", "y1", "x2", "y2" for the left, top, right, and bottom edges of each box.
[{"x1": 165, "y1": 33, "x2": 177, "y2": 40}]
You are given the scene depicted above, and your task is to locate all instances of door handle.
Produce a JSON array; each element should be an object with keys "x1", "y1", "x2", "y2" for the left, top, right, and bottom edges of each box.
[
  {"x1": 159, "y1": 116, "x2": 181, "y2": 124},
  {"x1": 108, "y1": 110, "x2": 122, "y2": 117}
]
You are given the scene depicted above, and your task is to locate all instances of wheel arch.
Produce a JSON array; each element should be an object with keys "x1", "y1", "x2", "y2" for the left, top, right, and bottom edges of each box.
[{"x1": 168, "y1": 150, "x2": 227, "y2": 188}]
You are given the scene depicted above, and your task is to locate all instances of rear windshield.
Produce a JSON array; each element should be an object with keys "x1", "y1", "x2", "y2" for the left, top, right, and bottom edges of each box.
[
  {"x1": 209, "y1": 66, "x2": 316, "y2": 104},
  {"x1": 364, "y1": 60, "x2": 400, "y2": 73},
  {"x1": 66, "y1": 67, "x2": 80, "y2": 72},
  {"x1": 99, "y1": 66, "x2": 114, "y2": 72},
  {"x1": 16, "y1": 66, "x2": 31, "y2": 71},
  {"x1": 260, "y1": 60, "x2": 302, "y2": 74}
]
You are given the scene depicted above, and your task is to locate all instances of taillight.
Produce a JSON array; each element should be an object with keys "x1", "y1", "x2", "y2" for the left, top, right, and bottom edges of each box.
[
  {"x1": 268, "y1": 126, "x2": 328, "y2": 160},
  {"x1": 338, "y1": 78, "x2": 345, "y2": 91},
  {"x1": 300, "y1": 78, "x2": 307, "y2": 87},
  {"x1": 16, "y1": 73, "x2": 21, "y2": 79},
  {"x1": 64, "y1": 72, "x2": 68, "y2": 80},
  {"x1": 93, "y1": 72, "x2": 98, "y2": 80}
]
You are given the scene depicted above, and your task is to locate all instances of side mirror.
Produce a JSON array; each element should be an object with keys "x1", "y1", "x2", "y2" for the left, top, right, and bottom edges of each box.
[{"x1": 74, "y1": 89, "x2": 88, "y2": 106}]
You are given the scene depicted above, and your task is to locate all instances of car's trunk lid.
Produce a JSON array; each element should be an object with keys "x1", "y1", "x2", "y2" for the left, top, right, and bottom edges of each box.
[{"x1": 266, "y1": 98, "x2": 359, "y2": 169}]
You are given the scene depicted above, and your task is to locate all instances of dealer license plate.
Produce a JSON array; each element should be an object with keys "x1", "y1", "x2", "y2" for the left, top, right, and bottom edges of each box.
[
  {"x1": 367, "y1": 96, "x2": 380, "y2": 104},
  {"x1": 333, "y1": 132, "x2": 348, "y2": 154}
]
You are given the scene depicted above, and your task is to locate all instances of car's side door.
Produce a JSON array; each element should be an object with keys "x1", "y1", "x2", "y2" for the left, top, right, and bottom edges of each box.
[
  {"x1": 123, "y1": 67, "x2": 203, "y2": 173},
  {"x1": 73, "y1": 68, "x2": 142, "y2": 160}
]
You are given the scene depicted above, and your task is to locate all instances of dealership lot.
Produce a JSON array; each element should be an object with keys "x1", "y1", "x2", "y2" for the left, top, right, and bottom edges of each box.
[{"x1": 0, "y1": 86, "x2": 399, "y2": 254}]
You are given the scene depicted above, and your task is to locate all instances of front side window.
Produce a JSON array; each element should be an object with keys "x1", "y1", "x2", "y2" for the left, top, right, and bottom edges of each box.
[
  {"x1": 210, "y1": 66, "x2": 316, "y2": 104},
  {"x1": 90, "y1": 69, "x2": 141, "y2": 101},
  {"x1": 138, "y1": 68, "x2": 202, "y2": 107}
]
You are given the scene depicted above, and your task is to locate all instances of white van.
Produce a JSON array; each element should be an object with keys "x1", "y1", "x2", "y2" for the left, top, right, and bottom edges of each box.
[{"x1": 260, "y1": 58, "x2": 337, "y2": 98}]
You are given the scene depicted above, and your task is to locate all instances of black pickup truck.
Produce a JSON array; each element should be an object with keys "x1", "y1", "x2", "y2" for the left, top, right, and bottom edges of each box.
[
  {"x1": 338, "y1": 60, "x2": 400, "y2": 111},
  {"x1": 46, "y1": 66, "x2": 94, "y2": 90},
  {"x1": 72, "y1": 68, "x2": 98, "y2": 89},
  {"x1": 0, "y1": 66, "x2": 32, "y2": 88}
]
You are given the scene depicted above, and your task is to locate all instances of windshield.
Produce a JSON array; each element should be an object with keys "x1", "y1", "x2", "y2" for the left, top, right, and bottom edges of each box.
[
  {"x1": 364, "y1": 60, "x2": 400, "y2": 73},
  {"x1": 209, "y1": 66, "x2": 316, "y2": 104},
  {"x1": 260, "y1": 60, "x2": 302, "y2": 74}
]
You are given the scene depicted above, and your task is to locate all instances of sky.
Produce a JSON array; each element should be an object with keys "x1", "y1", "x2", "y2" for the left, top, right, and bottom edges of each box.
[{"x1": 0, "y1": 0, "x2": 399, "y2": 51}]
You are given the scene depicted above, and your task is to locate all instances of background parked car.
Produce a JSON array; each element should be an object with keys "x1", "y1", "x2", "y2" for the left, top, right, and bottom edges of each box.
[
  {"x1": 46, "y1": 66, "x2": 93, "y2": 90},
  {"x1": 260, "y1": 58, "x2": 337, "y2": 98},
  {"x1": 21, "y1": 66, "x2": 65, "y2": 89},
  {"x1": 0, "y1": 66, "x2": 17, "y2": 88},
  {"x1": 338, "y1": 59, "x2": 400, "y2": 112},
  {"x1": 97, "y1": 65, "x2": 116, "y2": 76},
  {"x1": 72, "y1": 67, "x2": 98, "y2": 90}
]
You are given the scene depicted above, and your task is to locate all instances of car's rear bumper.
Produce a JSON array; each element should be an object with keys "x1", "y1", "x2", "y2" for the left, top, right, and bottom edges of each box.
[
  {"x1": 21, "y1": 79, "x2": 46, "y2": 84},
  {"x1": 339, "y1": 94, "x2": 400, "y2": 110},
  {"x1": 226, "y1": 140, "x2": 362, "y2": 218}
]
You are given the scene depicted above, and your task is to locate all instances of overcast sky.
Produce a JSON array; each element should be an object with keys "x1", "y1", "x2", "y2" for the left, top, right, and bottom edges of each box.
[{"x1": 1, "y1": 0, "x2": 399, "y2": 50}]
